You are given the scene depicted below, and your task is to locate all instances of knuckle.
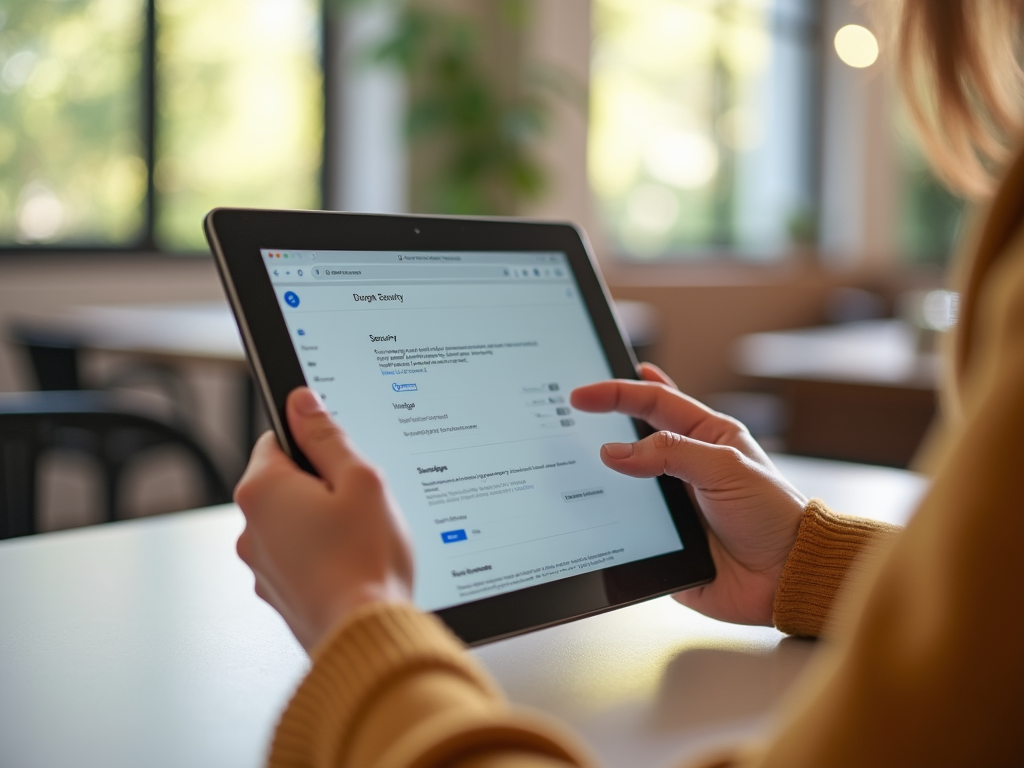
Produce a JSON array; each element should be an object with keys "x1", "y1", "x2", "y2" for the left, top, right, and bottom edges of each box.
[
  {"x1": 233, "y1": 478, "x2": 256, "y2": 510},
  {"x1": 651, "y1": 430, "x2": 682, "y2": 450},
  {"x1": 716, "y1": 444, "x2": 747, "y2": 467},
  {"x1": 719, "y1": 415, "x2": 749, "y2": 439},
  {"x1": 234, "y1": 472, "x2": 271, "y2": 511},
  {"x1": 235, "y1": 532, "x2": 251, "y2": 564},
  {"x1": 345, "y1": 461, "x2": 385, "y2": 494}
]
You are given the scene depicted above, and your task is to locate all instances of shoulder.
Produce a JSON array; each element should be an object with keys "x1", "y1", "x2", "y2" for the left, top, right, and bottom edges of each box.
[{"x1": 950, "y1": 142, "x2": 1024, "y2": 393}]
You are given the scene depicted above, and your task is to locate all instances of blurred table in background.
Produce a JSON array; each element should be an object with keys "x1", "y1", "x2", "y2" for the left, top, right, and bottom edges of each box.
[
  {"x1": 14, "y1": 302, "x2": 259, "y2": 471},
  {"x1": 54, "y1": 302, "x2": 249, "y2": 366},
  {"x1": 25, "y1": 300, "x2": 656, "y2": 368},
  {"x1": 735, "y1": 320, "x2": 939, "y2": 468},
  {"x1": 13, "y1": 299, "x2": 657, "y2": 473}
]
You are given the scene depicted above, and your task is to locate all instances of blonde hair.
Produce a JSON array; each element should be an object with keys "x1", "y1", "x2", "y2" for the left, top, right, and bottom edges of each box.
[{"x1": 895, "y1": 0, "x2": 1024, "y2": 199}]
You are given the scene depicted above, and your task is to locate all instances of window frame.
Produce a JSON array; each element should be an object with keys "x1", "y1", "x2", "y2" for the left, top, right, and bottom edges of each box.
[{"x1": 0, "y1": 0, "x2": 331, "y2": 257}]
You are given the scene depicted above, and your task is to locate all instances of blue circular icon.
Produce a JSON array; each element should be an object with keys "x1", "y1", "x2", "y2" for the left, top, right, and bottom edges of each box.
[{"x1": 284, "y1": 291, "x2": 300, "y2": 308}]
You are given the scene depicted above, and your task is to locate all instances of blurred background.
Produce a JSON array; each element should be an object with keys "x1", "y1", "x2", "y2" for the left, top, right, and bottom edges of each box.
[{"x1": 0, "y1": 0, "x2": 960, "y2": 536}]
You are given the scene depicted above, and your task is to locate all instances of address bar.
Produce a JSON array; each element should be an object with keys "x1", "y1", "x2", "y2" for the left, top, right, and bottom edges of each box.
[{"x1": 311, "y1": 264, "x2": 511, "y2": 281}]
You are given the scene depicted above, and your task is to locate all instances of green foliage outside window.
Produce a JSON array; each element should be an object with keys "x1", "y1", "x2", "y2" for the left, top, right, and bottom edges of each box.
[
  {"x1": 0, "y1": 0, "x2": 145, "y2": 246},
  {"x1": 589, "y1": 0, "x2": 818, "y2": 260},
  {"x1": 156, "y1": 0, "x2": 322, "y2": 251},
  {"x1": 334, "y1": 0, "x2": 571, "y2": 216},
  {"x1": 898, "y1": 138, "x2": 965, "y2": 266},
  {"x1": 1, "y1": 0, "x2": 322, "y2": 252}
]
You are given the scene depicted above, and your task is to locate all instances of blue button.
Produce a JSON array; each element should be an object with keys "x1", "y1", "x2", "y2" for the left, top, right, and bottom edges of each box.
[
  {"x1": 284, "y1": 291, "x2": 300, "y2": 308},
  {"x1": 441, "y1": 529, "x2": 467, "y2": 543}
]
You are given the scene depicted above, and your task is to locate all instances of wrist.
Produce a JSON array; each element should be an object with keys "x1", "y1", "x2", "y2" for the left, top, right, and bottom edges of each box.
[{"x1": 307, "y1": 580, "x2": 413, "y2": 653}]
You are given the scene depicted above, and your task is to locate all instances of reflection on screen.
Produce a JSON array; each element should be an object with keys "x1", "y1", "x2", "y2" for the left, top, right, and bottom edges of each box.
[{"x1": 262, "y1": 249, "x2": 683, "y2": 611}]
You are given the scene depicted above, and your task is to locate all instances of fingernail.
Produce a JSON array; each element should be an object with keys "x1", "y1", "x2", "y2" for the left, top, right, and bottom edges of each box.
[
  {"x1": 603, "y1": 442, "x2": 633, "y2": 459},
  {"x1": 293, "y1": 387, "x2": 324, "y2": 416}
]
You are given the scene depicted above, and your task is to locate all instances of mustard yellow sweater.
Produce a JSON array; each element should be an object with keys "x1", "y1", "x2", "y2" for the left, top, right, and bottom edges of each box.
[{"x1": 267, "y1": 146, "x2": 1024, "y2": 767}]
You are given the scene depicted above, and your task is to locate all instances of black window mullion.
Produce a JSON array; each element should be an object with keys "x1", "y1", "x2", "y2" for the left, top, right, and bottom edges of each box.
[
  {"x1": 321, "y1": 3, "x2": 336, "y2": 213},
  {"x1": 140, "y1": 0, "x2": 158, "y2": 251}
]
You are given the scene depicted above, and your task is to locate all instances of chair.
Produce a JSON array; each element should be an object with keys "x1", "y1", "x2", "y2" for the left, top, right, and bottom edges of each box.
[
  {"x1": 8, "y1": 322, "x2": 198, "y2": 429},
  {"x1": 10, "y1": 324, "x2": 83, "y2": 390},
  {"x1": 0, "y1": 391, "x2": 231, "y2": 540}
]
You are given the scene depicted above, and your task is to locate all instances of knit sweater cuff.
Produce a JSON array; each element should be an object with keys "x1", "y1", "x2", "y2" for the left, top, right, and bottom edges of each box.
[
  {"x1": 773, "y1": 499, "x2": 902, "y2": 638},
  {"x1": 268, "y1": 602, "x2": 501, "y2": 768}
]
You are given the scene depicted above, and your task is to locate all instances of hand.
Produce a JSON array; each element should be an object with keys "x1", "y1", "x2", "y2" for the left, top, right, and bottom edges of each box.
[
  {"x1": 570, "y1": 364, "x2": 807, "y2": 627},
  {"x1": 234, "y1": 387, "x2": 414, "y2": 652}
]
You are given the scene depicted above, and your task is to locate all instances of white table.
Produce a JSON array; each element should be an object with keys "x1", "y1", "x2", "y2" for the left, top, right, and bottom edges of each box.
[{"x1": 0, "y1": 455, "x2": 926, "y2": 768}]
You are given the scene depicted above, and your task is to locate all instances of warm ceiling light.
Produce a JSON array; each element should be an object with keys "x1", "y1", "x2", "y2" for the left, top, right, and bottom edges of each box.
[{"x1": 834, "y1": 24, "x2": 879, "y2": 68}]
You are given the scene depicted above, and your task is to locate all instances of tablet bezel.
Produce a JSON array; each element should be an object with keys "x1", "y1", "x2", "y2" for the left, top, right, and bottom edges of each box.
[{"x1": 205, "y1": 208, "x2": 715, "y2": 645}]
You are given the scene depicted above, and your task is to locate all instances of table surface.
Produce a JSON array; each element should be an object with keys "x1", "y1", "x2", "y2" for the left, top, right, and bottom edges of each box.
[
  {"x1": 39, "y1": 301, "x2": 249, "y2": 365},
  {"x1": 735, "y1": 319, "x2": 939, "y2": 389},
  {"x1": 0, "y1": 455, "x2": 927, "y2": 768}
]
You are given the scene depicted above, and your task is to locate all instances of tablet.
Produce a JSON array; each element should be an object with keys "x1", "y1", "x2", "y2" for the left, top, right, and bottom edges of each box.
[{"x1": 205, "y1": 209, "x2": 715, "y2": 644}]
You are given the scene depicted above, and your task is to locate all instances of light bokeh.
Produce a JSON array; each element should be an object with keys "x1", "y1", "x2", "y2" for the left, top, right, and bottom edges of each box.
[
  {"x1": 833, "y1": 24, "x2": 878, "y2": 69},
  {"x1": 589, "y1": 0, "x2": 817, "y2": 259}
]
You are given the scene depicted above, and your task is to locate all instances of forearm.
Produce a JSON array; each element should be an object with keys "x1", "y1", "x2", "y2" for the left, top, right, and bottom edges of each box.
[
  {"x1": 269, "y1": 502, "x2": 904, "y2": 768},
  {"x1": 269, "y1": 603, "x2": 591, "y2": 768}
]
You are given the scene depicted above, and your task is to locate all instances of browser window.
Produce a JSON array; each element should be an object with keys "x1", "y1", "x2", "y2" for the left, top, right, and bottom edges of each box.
[{"x1": 262, "y1": 249, "x2": 683, "y2": 611}]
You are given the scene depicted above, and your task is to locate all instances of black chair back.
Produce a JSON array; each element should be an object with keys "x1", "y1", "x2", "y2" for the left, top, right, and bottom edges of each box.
[
  {"x1": 0, "y1": 391, "x2": 230, "y2": 539},
  {"x1": 9, "y1": 321, "x2": 198, "y2": 429},
  {"x1": 8, "y1": 324, "x2": 82, "y2": 390}
]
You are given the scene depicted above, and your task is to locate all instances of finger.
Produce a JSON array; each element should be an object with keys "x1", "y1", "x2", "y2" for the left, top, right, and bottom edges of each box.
[
  {"x1": 600, "y1": 430, "x2": 748, "y2": 489},
  {"x1": 236, "y1": 528, "x2": 251, "y2": 565},
  {"x1": 235, "y1": 431, "x2": 296, "y2": 509},
  {"x1": 242, "y1": 431, "x2": 287, "y2": 477},
  {"x1": 253, "y1": 574, "x2": 279, "y2": 608},
  {"x1": 638, "y1": 362, "x2": 678, "y2": 389},
  {"x1": 571, "y1": 379, "x2": 741, "y2": 444},
  {"x1": 286, "y1": 387, "x2": 362, "y2": 488}
]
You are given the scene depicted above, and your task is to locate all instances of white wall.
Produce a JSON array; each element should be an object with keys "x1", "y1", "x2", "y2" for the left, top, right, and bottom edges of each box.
[
  {"x1": 326, "y1": 6, "x2": 407, "y2": 214},
  {"x1": 818, "y1": 0, "x2": 900, "y2": 269},
  {"x1": 520, "y1": 0, "x2": 600, "y2": 249}
]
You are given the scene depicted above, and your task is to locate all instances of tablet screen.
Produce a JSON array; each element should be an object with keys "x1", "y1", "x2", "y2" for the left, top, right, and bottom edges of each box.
[{"x1": 260, "y1": 248, "x2": 683, "y2": 611}]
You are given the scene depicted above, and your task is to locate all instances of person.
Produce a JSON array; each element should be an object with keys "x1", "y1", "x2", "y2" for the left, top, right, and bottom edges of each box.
[{"x1": 233, "y1": 1, "x2": 1024, "y2": 765}]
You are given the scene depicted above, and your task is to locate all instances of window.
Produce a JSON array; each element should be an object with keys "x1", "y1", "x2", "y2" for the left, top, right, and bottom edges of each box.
[
  {"x1": 589, "y1": 0, "x2": 819, "y2": 260},
  {"x1": 0, "y1": 0, "x2": 145, "y2": 246},
  {"x1": 897, "y1": 135, "x2": 965, "y2": 267},
  {"x1": 0, "y1": 0, "x2": 322, "y2": 252}
]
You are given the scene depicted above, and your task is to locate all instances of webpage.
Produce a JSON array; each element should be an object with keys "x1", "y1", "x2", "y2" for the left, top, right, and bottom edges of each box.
[{"x1": 261, "y1": 248, "x2": 683, "y2": 610}]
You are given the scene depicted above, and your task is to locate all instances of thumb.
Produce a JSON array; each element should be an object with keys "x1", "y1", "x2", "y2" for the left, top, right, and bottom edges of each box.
[
  {"x1": 286, "y1": 387, "x2": 358, "y2": 486},
  {"x1": 601, "y1": 430, "x2": 747, "y2": 489}
]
